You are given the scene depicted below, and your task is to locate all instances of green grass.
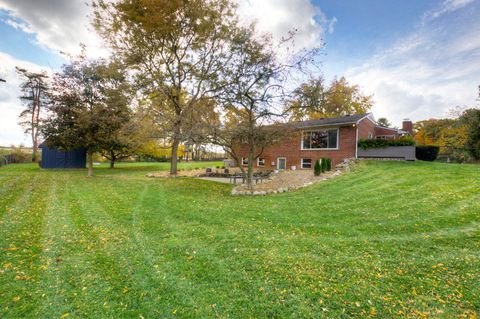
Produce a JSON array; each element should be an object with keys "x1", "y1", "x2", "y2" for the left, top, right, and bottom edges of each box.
[{"x1": 0, "y1": 161, "x2": 479, "y2": 318}]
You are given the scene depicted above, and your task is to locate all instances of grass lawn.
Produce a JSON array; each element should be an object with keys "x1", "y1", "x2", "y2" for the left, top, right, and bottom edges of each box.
[{"x1": 0, "y1": 161, "x2": 479, "y2": 318}]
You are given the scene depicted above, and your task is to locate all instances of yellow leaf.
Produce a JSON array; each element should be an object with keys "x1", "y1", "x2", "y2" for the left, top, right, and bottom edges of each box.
[
  {"x1": 61, "y1": 313, "x2": 70, "y2": 318},
  {"x1": 12, "y1": 296, "x2": 20, "y2": 302}
]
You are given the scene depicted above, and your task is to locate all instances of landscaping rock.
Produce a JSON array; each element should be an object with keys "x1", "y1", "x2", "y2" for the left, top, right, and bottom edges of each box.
[{"x1": 230, "y1": 159, "x2": 356, "y2": 196}]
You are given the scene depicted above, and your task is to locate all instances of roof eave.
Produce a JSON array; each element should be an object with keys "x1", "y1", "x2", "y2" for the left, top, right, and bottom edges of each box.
[{"x1": 296, "y1": 122, "x2": 357, "y2": 129}]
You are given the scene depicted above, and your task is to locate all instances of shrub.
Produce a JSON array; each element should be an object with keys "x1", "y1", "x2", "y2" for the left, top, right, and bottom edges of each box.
[
  {"x1": 325, "y1": 158, "x2": 332, "y2": 171},
  {"x1": 358, "y1": 137, "x2": 415, "y2": 150},
  {"x1": 314, "y1": 160, "x2": 321, "y2": 176},
  {"x1": 320, "y1": 158, "x2": 327, "y2": 173},
  {"x1": 416, "y1": 146, "x2": 440, "y2": 161}
]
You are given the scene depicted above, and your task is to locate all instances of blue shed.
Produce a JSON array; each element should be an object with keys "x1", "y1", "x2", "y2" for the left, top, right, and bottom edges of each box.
[{"x1": 40, "y1": 144, "x2": 87, "y2": 169}]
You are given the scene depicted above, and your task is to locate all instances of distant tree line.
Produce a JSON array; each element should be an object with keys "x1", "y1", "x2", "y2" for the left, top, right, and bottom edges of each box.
[{"x1": 414, "y1": 108, "x2": 480, "y2": 163}]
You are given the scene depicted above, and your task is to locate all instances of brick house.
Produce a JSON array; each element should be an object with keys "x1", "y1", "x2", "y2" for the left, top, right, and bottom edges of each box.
[{"x1": 236, "y1": 113, "x2": 412, "y2": 170}]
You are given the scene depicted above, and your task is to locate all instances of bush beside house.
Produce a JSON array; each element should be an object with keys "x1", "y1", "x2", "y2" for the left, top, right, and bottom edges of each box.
[
  {"x1": 358, "y1": 137, "x2": 415, "y2": 150},
  {"x1": 416, "y1": 146, "x2": 440, "y2": 161},
  {"x1": 314, "y1": 160, "x2": 321, "y2": 176}
]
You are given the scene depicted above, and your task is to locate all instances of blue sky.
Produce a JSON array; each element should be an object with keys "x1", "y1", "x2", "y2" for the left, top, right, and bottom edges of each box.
[
  {"x1": 1, "y1": 0, "x2": 479, "y2": 145},
  {"x1": 318, "y1": 0, "x2": 438, "y2": 77}
]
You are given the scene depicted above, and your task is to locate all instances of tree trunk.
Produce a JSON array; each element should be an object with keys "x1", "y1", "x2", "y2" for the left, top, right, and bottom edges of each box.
[
  {"x1": 170, "y1": 137, "x2": 180, "y2": 175},
  {"x1": 31, "y1": 102, "x2": 36, "y2": 162},
  {"x1": 110, "y1": 151, "x2": 115, "y2": 168},
  {"x1": 246, "y1": 138, "x2": 255, "y2": 190},
  {"x1": 32, "y1": 140, "x2": 37, "y2": 162},
  {"x1": 33, "y1": 90, "x2": 41, "y2": 162},
  {"x1": 87, "y1": 150, "x2": 94, "y2": 177}
]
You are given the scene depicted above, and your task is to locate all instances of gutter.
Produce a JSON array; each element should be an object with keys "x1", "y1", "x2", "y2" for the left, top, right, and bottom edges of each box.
[
  {"x1": 355, "y1": 125, "x2": 358, "y2": 159},
  {"x1": 295, "y1": 121, "x2": 357, "y2": 129}
]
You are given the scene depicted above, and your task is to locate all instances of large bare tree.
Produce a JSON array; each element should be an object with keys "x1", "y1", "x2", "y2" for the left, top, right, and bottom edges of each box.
[
  {"x1": 16, "y1": 67, "x2": 49, "y2": 161},
  {"x1": 93, "y1": 0, "x2": 236, "y2": 175}
]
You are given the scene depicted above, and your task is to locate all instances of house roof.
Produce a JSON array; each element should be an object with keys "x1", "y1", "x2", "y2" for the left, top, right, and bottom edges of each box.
[
  {"x1": 292, "y1": 114, "x2": 370, "y2": 129},
  {"x1": 375, "y1": 125, "x2": 410, "y2": 135}
]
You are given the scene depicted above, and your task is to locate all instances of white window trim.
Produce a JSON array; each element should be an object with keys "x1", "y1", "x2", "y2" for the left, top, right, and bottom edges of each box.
[
  {"x1": 376, "y1": 135, "x2": 396, "y2": 140},
  {"x1": 301, "y1": 158, "x2": 312, "y2": 169},
  {"x1": 301, "y1": 128, "x2": 339, "y2": 150},
  {"x1": 241, "y1": 157, "x2": 248, "y2": 166},
  {"x1": 277, "y1": 157, "x2": 287, "y2": 170},
  {"x1": 257, "y1": 157, "x2": 265, "y2": 166}
]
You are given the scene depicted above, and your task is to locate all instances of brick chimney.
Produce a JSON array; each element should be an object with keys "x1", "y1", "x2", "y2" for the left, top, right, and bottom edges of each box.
[{"x1": 402, "y1": 119, "x2": 413, "y2": 134}]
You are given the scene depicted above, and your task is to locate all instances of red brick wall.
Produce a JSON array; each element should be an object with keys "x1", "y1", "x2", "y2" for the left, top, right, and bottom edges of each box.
[
  {"x1": 374, "y1": 126, "x2": 401, "y2": 137},
  {"x1": 402, "y1": 120, "x2": 413, "y2": 134},
  {"x1": 236, "y1": 125, "x2": 357, "y2": 168},
  {"x1": 357, "y1": 118, "x2": 376, "y2": 139}
]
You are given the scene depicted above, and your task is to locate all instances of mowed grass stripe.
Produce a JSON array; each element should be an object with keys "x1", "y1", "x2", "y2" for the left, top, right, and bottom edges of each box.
[{"x1": 0, "y1": 172, "x2": 51, "y2": 317}]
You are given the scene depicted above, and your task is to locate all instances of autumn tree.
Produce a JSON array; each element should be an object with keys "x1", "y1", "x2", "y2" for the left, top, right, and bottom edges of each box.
[
  {"x1": 93, "y1": 0, "x2": 236, "y2": 175},
  {"x1": 98, "y1": 104, "x2": 141, "y2": 169},
  {"x1": 438, "y1": 126, "x2": 468, "y2": 162},
  {"x1": 413, "y1": 119, "x2": 456, "y2": 146},
  {"x1": 43, "y1": 58, "x2": 132, "y2": 176},
  {"x1": 16, "y1": 67, "x2": 49, "y2": 161},
  {"x1": 459, "y1": 108, "x2": 480, "y2": 160},
  {"x1": 210, "y1": 26, "x2": 315, "y2": 189},
  {"x1": 377, "y1": 117, "x2": 392, "y2": 128},
  {"x1": 287, "y1": 76, "x2": 373, "y2": 121}
]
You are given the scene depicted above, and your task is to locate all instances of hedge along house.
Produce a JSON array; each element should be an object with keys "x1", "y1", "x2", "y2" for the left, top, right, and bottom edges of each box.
[
  {"x1": 40, "y1": 143, "x2": 87, "y2": 169},
  {"x1": 235, "y1": 113, "x2": 413, "y2": 170}
]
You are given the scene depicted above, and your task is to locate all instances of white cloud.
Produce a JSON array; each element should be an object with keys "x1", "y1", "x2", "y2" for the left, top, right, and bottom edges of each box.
[
  {"x1": 0, "y1": 0, "x2": 332, "y2": 145},
  {"x1": 0, "y1": 0, "x2": 330, "y2": 58},
  {"x1": 0, "y1": 52, "x2": 51, "y2": 146},
  {"x1": 0, "y1": 0, "x2": 106, "y2": 57},
  {"x1": 346, "y1": 1, "x2": 480, "y2": 126},
  {"x1": 328, "y1": 17, "x2": 338, "y2": 34},
  {"x1": 423, "y1": 0, "x2": 475, "y2": 21},
  {"x1": 238, "y1": 0, "x2": 332, "y2": 51}
]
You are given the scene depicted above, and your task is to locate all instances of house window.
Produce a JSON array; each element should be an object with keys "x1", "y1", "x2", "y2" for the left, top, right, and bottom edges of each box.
[
  {"x1": 368, "y1": 132, "x2": 373, "y2": 139},
  {"x1": 241, "y1": 157, "x2": 248, "y2": 166},
  {"x1": 302, "y1": 129, "x2": 338, "y2": 149},
  {"x1": 301, "y1": 158, "x2": 312, "y2": 169},
  {"x1": 376, "y1": 135, "x2": 395, "y2": 140},
  {"x1": 257, "y1": 158, "x2": 265, "y2": 166}
]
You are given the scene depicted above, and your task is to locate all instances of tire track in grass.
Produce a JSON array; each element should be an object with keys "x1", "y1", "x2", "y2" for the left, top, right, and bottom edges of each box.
[{"x1": 0, "y1": 173, "x2": 33, "y2": 221}]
